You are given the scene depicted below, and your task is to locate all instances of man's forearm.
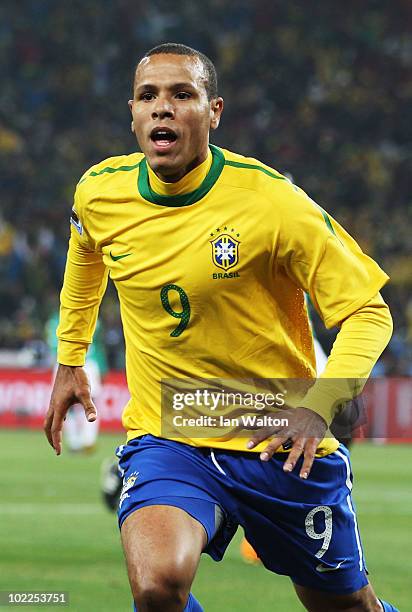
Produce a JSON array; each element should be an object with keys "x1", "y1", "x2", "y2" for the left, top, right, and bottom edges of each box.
[{"x1": 302, "y1": 292, "x2": 393, "y2": 424}]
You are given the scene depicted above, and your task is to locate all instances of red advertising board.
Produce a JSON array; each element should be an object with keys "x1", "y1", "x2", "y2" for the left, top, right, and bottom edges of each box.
[
  {"x1": 0, "y1": 369, "x2": 128, "y2": 431},
  {"x1": 364, "y1": 377, "x2": 412, "y2": 442},
  {"x1": 0, "y1": 370, "x2": 411, "y2": 441}
]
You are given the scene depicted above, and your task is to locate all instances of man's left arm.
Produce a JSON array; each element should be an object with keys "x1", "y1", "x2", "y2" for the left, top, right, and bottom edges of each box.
[
  {"x1": 248, "y1": 181, "x2": 393, "y2": 472},
  {"x1": 248, "y1": 293, "x2": 392, "y2": 475},
  {"x1": 302, "y1": 292, "x2": 393, "y2": 422}
]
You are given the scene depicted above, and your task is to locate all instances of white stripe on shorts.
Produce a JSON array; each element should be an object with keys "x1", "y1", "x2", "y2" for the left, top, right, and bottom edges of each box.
[
  {"x1": 334, "y1": 449, "x2": 364, "y2": 571},
  {"x1": 210, "y1": 450, "x2": 227, "y2": 475}
]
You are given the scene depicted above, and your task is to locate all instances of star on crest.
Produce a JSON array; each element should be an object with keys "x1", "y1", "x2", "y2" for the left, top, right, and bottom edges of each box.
[{"x1": 210, "y1": 226, "x2": 241, "y2": 239}]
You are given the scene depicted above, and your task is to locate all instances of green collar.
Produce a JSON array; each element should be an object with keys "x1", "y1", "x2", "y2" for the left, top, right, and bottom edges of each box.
[{"x1": 137, "y1": 144, "x2": 225, "y2": 207}]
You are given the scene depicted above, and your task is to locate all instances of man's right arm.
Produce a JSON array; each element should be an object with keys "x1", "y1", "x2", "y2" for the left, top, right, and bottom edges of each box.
[
  {"x1": 45, "y1": 193, "x2": 109, "y2": 454},
  {"x1": 57, "y1": 228, "x2": 109, "y2": 367}
]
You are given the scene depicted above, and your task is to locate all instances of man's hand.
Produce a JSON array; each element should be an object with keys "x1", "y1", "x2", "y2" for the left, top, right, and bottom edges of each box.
[
  {"x1": 247, "y1": 407, "x2": 327, "y2": 479},
  {"x1": 44, "y1": 364, "x2": 97, "y2": 455}
]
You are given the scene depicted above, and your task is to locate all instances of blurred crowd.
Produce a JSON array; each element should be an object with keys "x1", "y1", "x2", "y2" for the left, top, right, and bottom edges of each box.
[{"x1": 1, "y1": 0, "x2": 411, "y2": 372}]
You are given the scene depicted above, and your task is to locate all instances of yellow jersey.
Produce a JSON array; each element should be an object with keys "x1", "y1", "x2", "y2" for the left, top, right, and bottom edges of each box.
[{"x1": 57, "y1": 145, "x2": 389, "y2": 455}]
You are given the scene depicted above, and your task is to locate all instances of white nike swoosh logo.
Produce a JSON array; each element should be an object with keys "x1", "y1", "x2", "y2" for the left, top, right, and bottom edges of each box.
[{"x1": 316, "y1": 559, "x2": 346, "y2": 573}]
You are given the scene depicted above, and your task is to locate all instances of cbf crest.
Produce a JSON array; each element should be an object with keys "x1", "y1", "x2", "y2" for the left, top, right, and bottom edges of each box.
[{"x1": 210, "y1": 227, "x2": 240, "y2": 271}]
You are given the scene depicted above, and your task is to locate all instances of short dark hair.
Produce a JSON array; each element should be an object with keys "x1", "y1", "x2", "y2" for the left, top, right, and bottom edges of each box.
[{"x1": 134, "y1": 43, "x2": 218, "y2": 100}]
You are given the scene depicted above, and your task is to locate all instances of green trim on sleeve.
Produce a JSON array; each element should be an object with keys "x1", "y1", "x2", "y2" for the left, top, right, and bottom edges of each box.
[
  {"x1": 224, "y1": 159, "x2": 287, "y2": 182},
  {"x1": 316, "y1": 206, "x2": 336, "y2": 235},
  {"x1": 79, "y1": 162, "x2": 140, "y2": 184},
  {"x1": 224, "y1": 157, "x2": 338, "y2": 238},
  {"x1": 224, "y1": 157, "x2": 339, "y2": 239}
]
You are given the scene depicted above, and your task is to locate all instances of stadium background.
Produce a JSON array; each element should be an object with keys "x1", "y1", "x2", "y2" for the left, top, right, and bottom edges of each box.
[{"x1": 0, "y1": 1, "x2": 411, "y2": 610}]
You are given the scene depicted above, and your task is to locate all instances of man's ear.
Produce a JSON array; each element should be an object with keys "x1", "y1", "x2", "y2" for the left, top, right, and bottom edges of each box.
[
  {"x1": 210, "y1": 97, "x2": 224, "y2": 130},
  {"x1": 128, "y1": 100, "x2": 135, "y2": 133}
]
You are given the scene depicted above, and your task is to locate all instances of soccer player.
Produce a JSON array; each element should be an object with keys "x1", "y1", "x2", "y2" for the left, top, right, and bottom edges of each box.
[{"x1": 45, "y1": 44, "x2": 398, "y2": 612}]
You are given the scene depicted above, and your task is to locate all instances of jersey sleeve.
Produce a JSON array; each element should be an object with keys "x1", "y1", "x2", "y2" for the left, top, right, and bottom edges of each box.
[
  {"x1": 275, "y1": 184, "x2": 389, "y2": 328},
  {"x1": 301, "y1": 293, "x2": 393, "y2": 424},
  {"x1": 57, "y1": 184, "x2": 109, "y2": 366}
]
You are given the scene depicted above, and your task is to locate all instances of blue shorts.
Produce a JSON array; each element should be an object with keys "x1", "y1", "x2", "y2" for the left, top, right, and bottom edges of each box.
[{"x1": 117, "y1": 435, "x2": 368, "y2": 594}]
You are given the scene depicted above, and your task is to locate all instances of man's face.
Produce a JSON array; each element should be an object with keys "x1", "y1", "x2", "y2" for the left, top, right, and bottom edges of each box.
[{"x1": 129, "y1": 54, "x2": 223, "y2": 182}]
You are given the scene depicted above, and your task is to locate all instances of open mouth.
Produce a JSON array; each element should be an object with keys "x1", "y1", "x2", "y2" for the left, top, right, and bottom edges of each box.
[{"x1": 150, "y1": 127, "x2": 178, "y2": 148}]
